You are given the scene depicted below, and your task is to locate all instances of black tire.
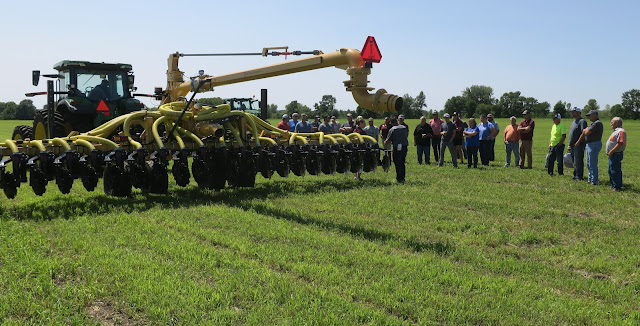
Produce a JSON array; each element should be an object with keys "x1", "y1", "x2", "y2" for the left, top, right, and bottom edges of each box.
[
  {"x1": 62, "y1": 110, "x2": 94, "y2": 134},
  {"x1": 55, "y1": 167, "x2": 74, "y2": 194},
  {"x1": 103, "y1": 164, "x2": 132, "y2": 197},
  {"x1": 33, "y1": 110, "x2": 65, "y2": 139},
  {"x1": 1, "y1": 171, "x2": 18, "y2": 199},
  {"x1": 12, "y1": 125, "x2": 34, "y2": 140}
]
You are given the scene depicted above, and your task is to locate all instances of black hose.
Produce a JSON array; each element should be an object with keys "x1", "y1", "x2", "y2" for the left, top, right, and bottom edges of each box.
[{"x1": 167, "y1": 79, "x2": 211, "y2": 142}]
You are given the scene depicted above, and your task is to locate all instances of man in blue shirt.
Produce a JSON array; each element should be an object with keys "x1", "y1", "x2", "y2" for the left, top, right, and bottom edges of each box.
[
  {"x1": 294, "y1": 113, "x2": 313, "y2": 133},
  {"x1": 478, "y1": 115, "x2": 497, "y2": 166},
  {"x1": 289, "y1": 113, "x2": 299, "y2": 132},
  {"x1": 487, "y1": 113, "x2": 499, "y2": 161}
]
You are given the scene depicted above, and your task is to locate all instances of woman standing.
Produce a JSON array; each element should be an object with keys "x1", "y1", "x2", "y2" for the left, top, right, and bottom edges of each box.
[{"x1": 463, "y1": 118, "x2": 480, "y2": 168}]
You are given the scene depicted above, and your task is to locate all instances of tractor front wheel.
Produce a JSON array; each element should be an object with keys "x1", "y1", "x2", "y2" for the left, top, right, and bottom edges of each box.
[{"x1": 12, "y1": 125, "x2": 34, "y2": 140}]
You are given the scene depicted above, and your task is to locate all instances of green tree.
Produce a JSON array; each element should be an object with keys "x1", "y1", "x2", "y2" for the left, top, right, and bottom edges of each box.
[
  {"x1": 0, "y1": 101, "x2": 18, "y2": 120},
  {"x1": 462, "y1": 85, "x2": 494, "y2": 105},
  {"x1": 498, "y1": 92, "x2": 524, "y2": 118},
  {"x1": 313, "y1": 95, "x2": 338, "y2": 118},
  {"x1": 533, "y1": 101, "x2": 550, "y2": 118},
  {"x1": 267, "y1": 104, "x2": 278, "y2": 118},
  {"x1": 285, "y1": 100, "x2": 311, "y2": 116},
  {"x1": 444, "y1": 96, "x2": 469, "y2": 117},
  {"x1": 621, "y1": 89, "x2": 640, "y2": 119},
  {"x1": 15, "y1": 99, "x2": 36, "y2": 120},
  {"x1": 475, "y1": 103, "x2": 495, "y2": 117},
  {"x1": 584, "y1": 99, "x2": 600, "y2": 113},
  {"x1": 399, "y1": 93, "x2": 415, "y2": 118},
  {"x1": 402, "y1": 91, "x2": 427, "y2": 118},
  {"x1": 609, "y1": 104, "x2": 628, "y2": 119},
  {"x1": 553, "y1": 101, "x2": 567, "y2": 118}
]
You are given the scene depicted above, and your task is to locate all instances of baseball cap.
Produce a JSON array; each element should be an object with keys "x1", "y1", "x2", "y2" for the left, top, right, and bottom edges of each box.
[
  {"x1": 586, "y1": 110, "x2": 598, "y2": 116},
  {"x1": 398, "y1": 114, "x2": 405, "y2": 119},
  {"x1": 571, "y1": 107, "x2": 582, "y2": 112},
  {"x1": 522, "y1": 110, "x2": 531, "y2": 115},
  {"x1": 282, "y1": 114, "x2": 289, "y2": 119},
  {"x1": 331, "y1": 115, "x2": 336, "y2": 119},
  {"x1": 368, "y1": 117, "x2": 374, "y2": 121},
  {"x1": 314, "y1": 115, "x2": 320, "y2": 118},
  {"x1": 552, "y1": 113, "x2": 561, "y2": 119},
  {"x1": 346, "y1": 113, "x2": 353, "y2": 117},
  {"x1": 487, "y1": 113, "x2": 493, "y2": 118},
  {"x1": 432, "y1": 112, "x2": 438, "y2": 115},
  {"x1": 443, "y1": 113, "x2": 451, "y2": 118}
]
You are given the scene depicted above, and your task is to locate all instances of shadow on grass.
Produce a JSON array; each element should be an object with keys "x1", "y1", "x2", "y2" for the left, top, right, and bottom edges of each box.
[
  {"x1": 2, "y1": 178, "x2": 386, "y2": 221},
  {"x1": 231, "y1": 199, "x2": 454, "y2": 255}
]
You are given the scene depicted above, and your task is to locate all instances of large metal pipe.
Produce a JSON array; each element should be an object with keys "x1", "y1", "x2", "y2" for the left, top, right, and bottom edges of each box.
[{"x1": 166, "y1": 48, "x2": 402, "y2": 114}]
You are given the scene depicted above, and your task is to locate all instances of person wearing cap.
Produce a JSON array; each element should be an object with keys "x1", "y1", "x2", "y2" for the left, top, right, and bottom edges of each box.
[
  {"x1": 414, "y1": 116, "x2": 433, "y2": 164},
  {"x1": 518, "y1": 110, "x2": 536, "y2": 169},
  {"x1": 575, "y1": 110, "x2": 604, "y2": 185},
  {"x1": 503, "y1": 116, "x2": 520, "y2": 167},
  {"x1": 330, "y1": 116, "x2": 341, "y2": 133},
  {"x1": 429, "y1": 112, "x2": 444, "y2": 163},
  {"x1": 364, "y1": 117, "x2": 380, "y2": 143},
  {"x1": 289, "y1": 113, "x2": 299, "y2": 132},
  {"x1": 295, "y1": 113, "x2": 313, "y2": 133},
  {"x1": 438, "y1": 113, "x2": 458, "y2": 167},
  {"x1": 605, "y1": 117, "x2": 626, "y2": 191},
  {"x1": 477, "y1": 115, "x2": 497, "y2": 166},
  {"x1": 379, "y1": 117, "x2": 392, "y2": 150},
  {"x1": 340, "y1": 113, "x2": 355, "y2": 134},
  {"x1": 452, "y1": 112, "x2": 465, "y2": 164},
  {"x1": 318, "y1": 115, "x2": 333, "y2": 134},
  {"x1": 310, "y1": 115, "x2": 321, "y2": 132},
  {"x1": 487, "y1": 113, "x2": 500, "y2": 161},
  {"x1": 384, "y1": 117, "x2": 409, "y2": 183},
  {"x1": 567, "y1": 107, "x2": 588, "y2": 180},
  {"x1": 277, "y1": 114, "x2": 290, "y2": 131},
  {"x1": 547, "y1": 113, "x2": 567, "y2": 176},
  {"x1": 397, "y1": 114, "x2": 408, "y2": 128}
]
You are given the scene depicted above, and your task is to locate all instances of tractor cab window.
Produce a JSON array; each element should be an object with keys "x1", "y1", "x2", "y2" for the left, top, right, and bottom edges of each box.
[{"x1": 76, "y1": 70, "x2": 129, "y2": 101}]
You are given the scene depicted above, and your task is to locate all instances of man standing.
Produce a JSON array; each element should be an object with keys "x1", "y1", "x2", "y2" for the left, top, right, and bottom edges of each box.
[
  {"x1": 384, "y1": 117, "x2": 409, "y2": 183},
  {"x1": 289, "y1": 113, "x2": 299, "y2": 132},
  {"x1": 605, "y1": 117, "x2": 626, "y2": 191},
  {"x1": 398, "y1": 115, "x2": 409, "y2": 129},
  {"x1": 429, "y1": 112, "x2": 443, "y2": 164},
  {"x1": 318, "y1": 115, "x2": 333, "y2": 134},
  {"x1": 547, "y1": 113, "x2": 567, "y2": 176},
  {"x1": 567, "y1": 107, "x2": 588, "y2": 180},
  {"x1": 295, "y1": 113, "x2": 312, "y2": 133},
  {"x1": 330, "y1": 116, "x2": 341, "y2": 133},
  {"x1": 503, "y1": 116, "x2": 520, "y2": 167},
  {"x1": 277, "y1": 114, "x2": 290, "y2": 131},
  {"x1": 487, "y1": 113, "x2": 499, "y2": 161},
  {"x1": 364, "y1": 117, "x2": 380, "y2": 143},
  {"x1": 310, "y1": 115, "x2": 321, "y2": 132},
  {"x1": 575, "y1": 110, "x2": 603, "y2": 185},
  {"x1": 414, "y1": 116, "x2": 433, "y2": 164},
  {"x1": 340, "y1": 113, "x2": 355, "y2": 134},
  {"x1": 477, "y1": 115, "x2": 496, "y2": 166},
  {"x1": 518, "y1": 110, "x2": 535, "y2": 169},
  {"x1": 438, "y1": 113, "x2": 457, "y2": 168},
  {"x1": 452, "y1": 112, "x2": 465, "y2": 164}
]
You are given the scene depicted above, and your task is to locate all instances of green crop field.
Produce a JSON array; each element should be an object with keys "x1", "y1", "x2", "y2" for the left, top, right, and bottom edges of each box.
[{"x1": 1, "y1": 117, "x2": 639, "y2": 325}]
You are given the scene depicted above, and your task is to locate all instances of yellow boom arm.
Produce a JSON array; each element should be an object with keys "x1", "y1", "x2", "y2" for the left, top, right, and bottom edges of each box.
[{"x1": 163, "y1": 48, "x2": 402, "y2": 114}]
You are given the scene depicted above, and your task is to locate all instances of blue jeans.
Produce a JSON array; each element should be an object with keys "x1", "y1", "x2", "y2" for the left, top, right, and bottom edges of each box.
[
  {"x1": 585, "y1": 142, "x2": 601, "y2": 184},
  {"x1": 416, "y1": 145, "x2": 430, "y2": 164},
  {"x1": 608, "y1": 151, "x2": 623, "y2": 190},
  {"x1": 547, "y1": 144, "x2": 565, "y2": 175},
  {"x1": 571, "y1": 145, "x2": 585, "y2": 179},
  {"x1": 505, "y1": 141, "x2": 520, "y2": 166},
  {"x1": 393, "y1": 147, "x2": 408, "y2": 182},
  {"x1": 439, "y1": 141, "x2": 457, "y2": 167}
]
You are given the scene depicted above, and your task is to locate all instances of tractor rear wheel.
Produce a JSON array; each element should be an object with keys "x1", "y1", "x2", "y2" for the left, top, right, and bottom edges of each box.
[
  {"x1": 12, "y1": 125, "x2": 34, "y2": 140},
  {"x1": 33, "y1": 110, "x2": 65, "y2": 139}
]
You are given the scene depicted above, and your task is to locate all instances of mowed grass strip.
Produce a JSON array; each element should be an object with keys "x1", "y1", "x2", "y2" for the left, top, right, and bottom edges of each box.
[{"x1": 0, "y1": 118, "x2": 639, "y2": 324}]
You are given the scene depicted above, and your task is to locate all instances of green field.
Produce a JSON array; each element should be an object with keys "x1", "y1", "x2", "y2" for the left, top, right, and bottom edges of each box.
[{"x1": 1, "y1": 118, "x2": 639, "y2": 325}]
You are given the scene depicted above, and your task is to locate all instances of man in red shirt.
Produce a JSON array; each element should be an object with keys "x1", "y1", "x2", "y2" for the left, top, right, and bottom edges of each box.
[
  {"x1": 277, "y1": 114, "x2": 290, "y2": 131},
  {"x1": 429, "y1": 112, "x2": 444, "y2": 164},
  {"x1": 379, "y1": 116, "x2": 392, "y2": 150},
  {"x1": 517, "y1": 110, "x2": 535, "y2": 169}
]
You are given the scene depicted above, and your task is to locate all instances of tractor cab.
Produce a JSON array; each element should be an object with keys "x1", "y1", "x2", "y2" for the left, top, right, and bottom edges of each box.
[
  {"x1": 223, "y1": 97, "x2": 261, "y2": 116},
  {"x1": 18, "y1": 61, "x2": 146, "y2": 140}
]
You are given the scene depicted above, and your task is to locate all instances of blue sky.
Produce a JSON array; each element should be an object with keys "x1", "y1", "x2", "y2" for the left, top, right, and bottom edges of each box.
[{"x1": 0, "y1": 0, "x2": 638, "y2": 113}]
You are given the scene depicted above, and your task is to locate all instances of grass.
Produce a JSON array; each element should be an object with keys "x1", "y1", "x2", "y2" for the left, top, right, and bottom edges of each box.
[{"x1": 1, "y1": 118, "x2": 639, "y2": 325}]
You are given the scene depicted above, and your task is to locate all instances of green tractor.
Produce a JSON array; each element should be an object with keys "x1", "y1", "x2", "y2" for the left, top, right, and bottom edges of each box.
[
  {"x1": 223, "y1": 97, "x2": 261, "y2": 116},
  {"x1": 13, "y1": 60, "x2": 146, "y2": 140}
]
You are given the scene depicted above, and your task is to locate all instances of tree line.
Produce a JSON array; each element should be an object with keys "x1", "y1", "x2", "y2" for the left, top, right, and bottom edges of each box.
[
  {"x1": 0, "y1": 100, "x2": 37, "y2": 120},
  {"x1": 443, "y1": 86, "x2": 640, "y2": 119}
]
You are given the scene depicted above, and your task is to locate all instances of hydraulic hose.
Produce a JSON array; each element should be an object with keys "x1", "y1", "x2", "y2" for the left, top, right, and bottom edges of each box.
[
  {"x1": 27, "y1": 140, "x2": 47, "y2": 152},
  {"x1": 347, "y1": 132, "x2": 364, "y2": 143},
  {"x1": 74, "y1": 139, "x2": 96, "y2": 150},
  {"x1": 323, "y1": 135, "x2": 337, "y2": 144},
  {"x1": 164, "y1": 120, "x2": 186, "y2": 149},
  {"x1": 3, "y1": 140, "x2": 19, "y2": 153},
  {"x1": 51, "y1": 138, "x2": 72, "y2": 151},
  {"x1": 71, "y1": 135, "x2": 119, "y2": 151},
  {"x1": 152, "y1": 116, "x2": 169, "y2": 148},
  {"x1": 328, "y1": 133, "x2": 350, "y2": 144},
  {"x1": 224, "y1": 122, "x2": 243, "y2": 146},
  {"x1": 258, "y1": 136, "x2": 277, "y2": 146}
]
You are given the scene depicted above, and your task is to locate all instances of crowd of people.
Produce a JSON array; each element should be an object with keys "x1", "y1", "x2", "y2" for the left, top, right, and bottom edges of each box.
[{"x1": 276, "y1": 109, "x2": 628, "y2": 191}]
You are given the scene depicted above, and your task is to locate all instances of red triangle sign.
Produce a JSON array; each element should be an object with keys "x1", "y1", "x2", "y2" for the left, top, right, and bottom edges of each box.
[
  {"x1": 361, "y1": 36, "x2": 382, "y2": 63},
  {"x1": 96, "y1": 100, "x2": 111, "y2": 116}
]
